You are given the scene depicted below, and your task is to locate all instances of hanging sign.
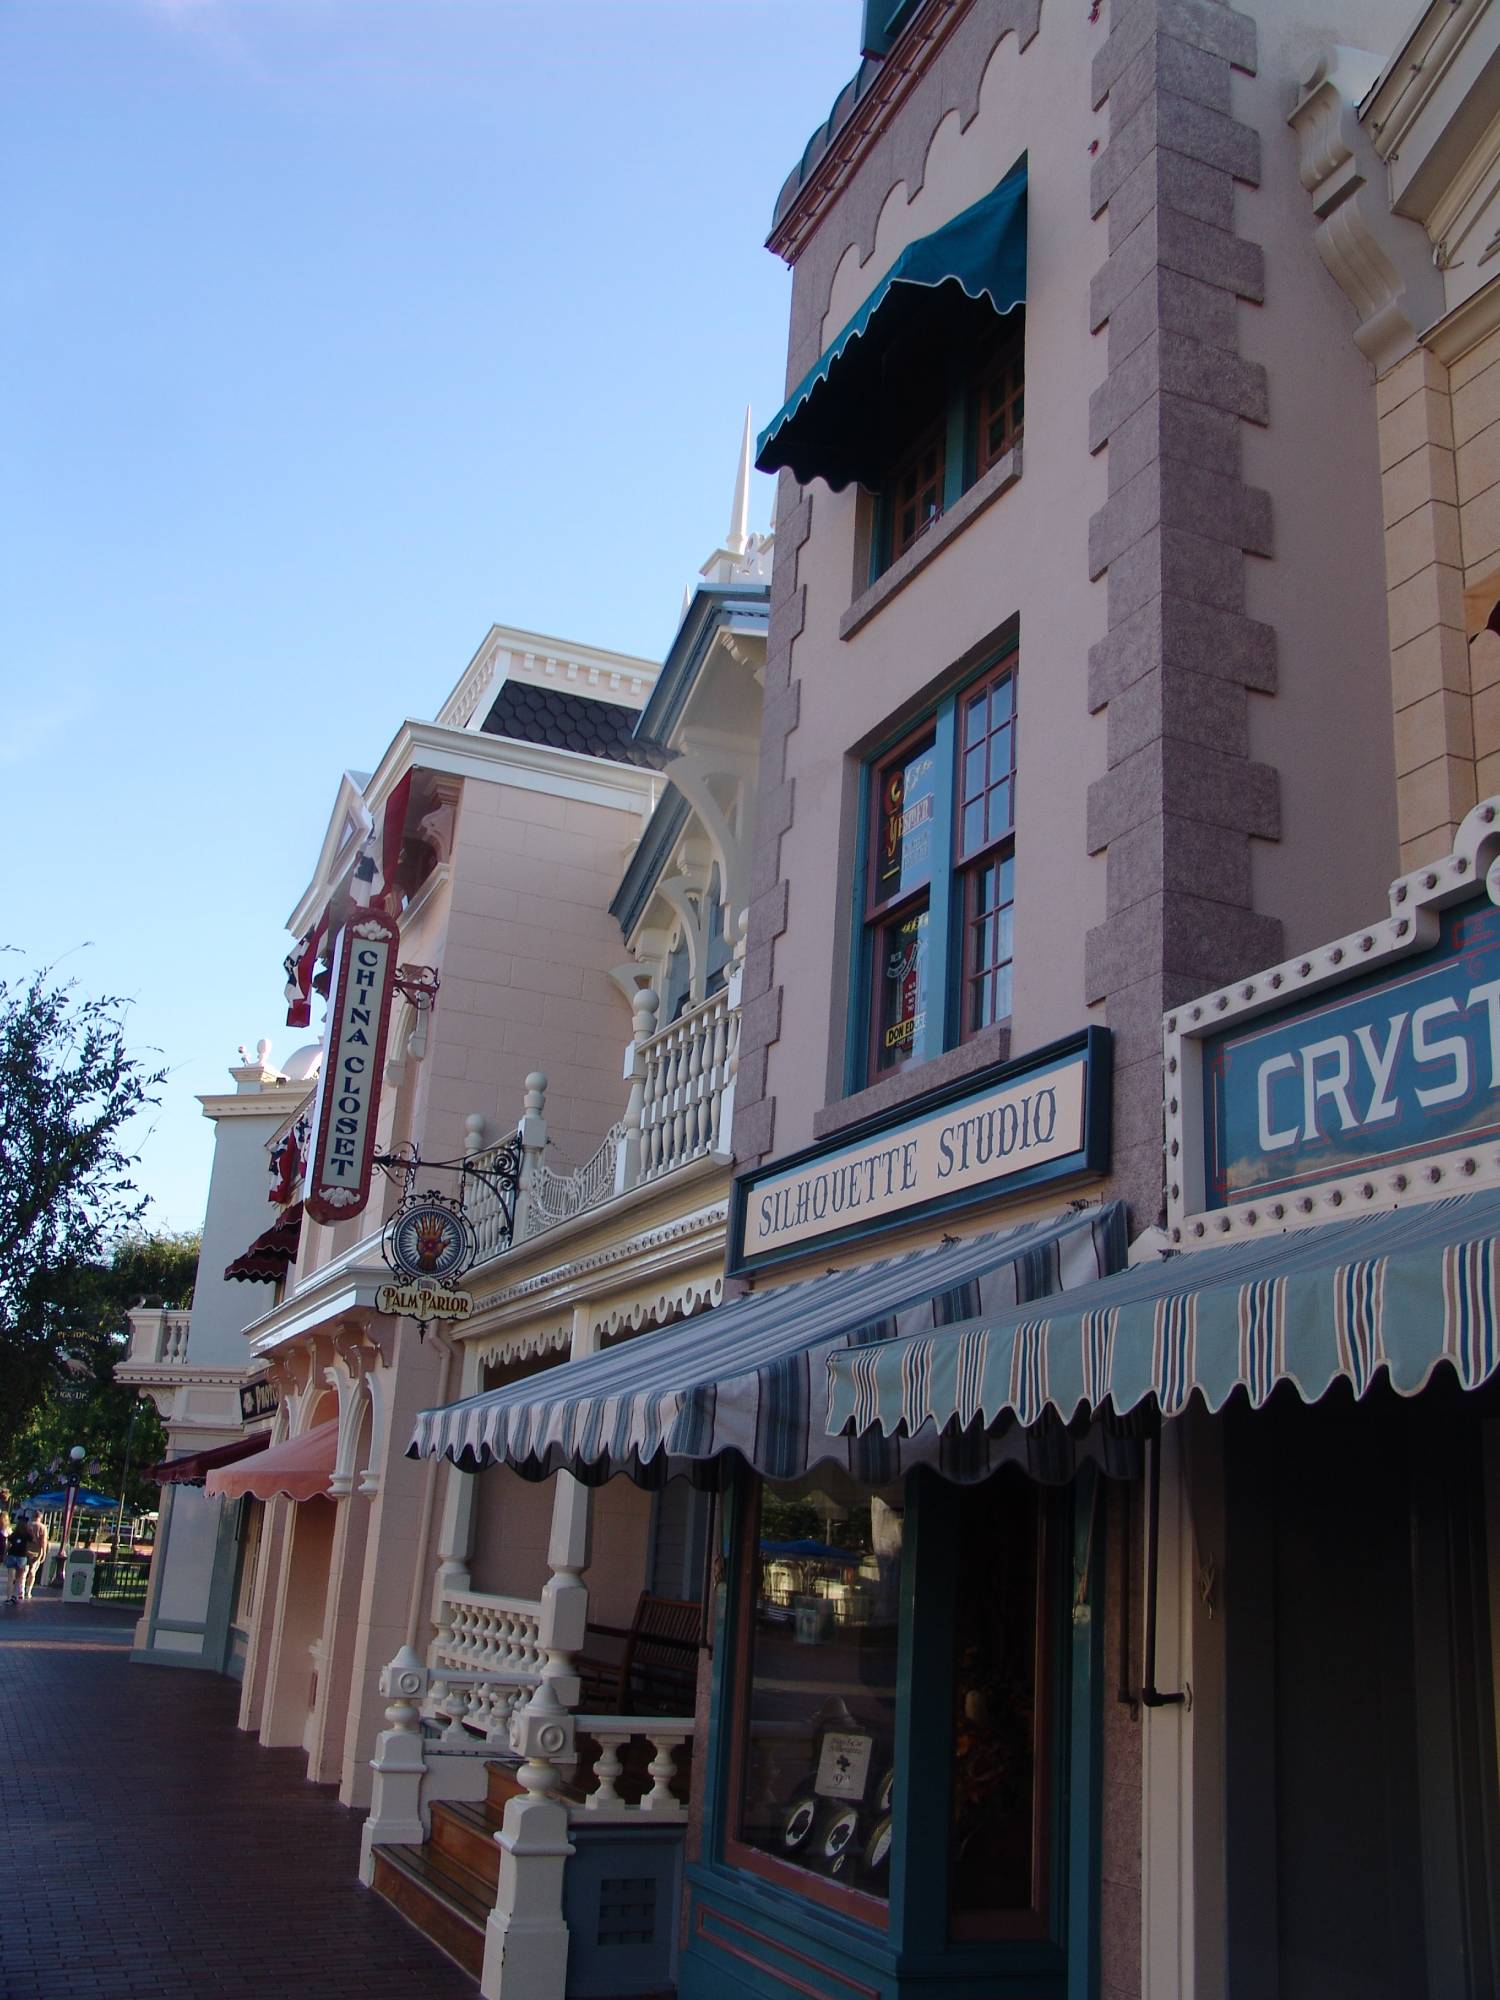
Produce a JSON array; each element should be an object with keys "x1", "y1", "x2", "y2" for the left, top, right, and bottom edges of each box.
[
  {"x1": 375, "y1": 1280, "x2": 473, "y2": 1322},
  {"x1": 304, "y1": 910, "x2": 400, "y2": 1225},
  {"x1": 386, "y1": 1201, "x2": 476, "y2": 1284}
]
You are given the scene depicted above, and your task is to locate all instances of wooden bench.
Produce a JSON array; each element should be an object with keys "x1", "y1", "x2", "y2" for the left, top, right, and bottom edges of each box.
[{"x1": 575, "y1": 1591, "x2": 702, "y2": 1715}]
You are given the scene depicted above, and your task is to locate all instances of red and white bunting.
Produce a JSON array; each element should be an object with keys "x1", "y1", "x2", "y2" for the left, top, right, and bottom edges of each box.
[{"x1": 303, "y1": 909, "x2": 400, "y2": 1226}]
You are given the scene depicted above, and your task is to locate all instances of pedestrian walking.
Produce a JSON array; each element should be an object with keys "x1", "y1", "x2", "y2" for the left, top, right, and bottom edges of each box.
[
  {"x1": 21, "y1": 1514, "x2": 47, "y2": 1598},
  {"x1": 5, "y1": 1512, "x2": 32, "y2": 1604}
]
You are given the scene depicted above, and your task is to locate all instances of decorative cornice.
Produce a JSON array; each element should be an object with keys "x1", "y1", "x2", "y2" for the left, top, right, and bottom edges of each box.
[
  {"x1": 1422, "y1": 270, "x2": 1500, "y2": 366},
  {"x1": 1289, "y1": 46, "x2": 1445, "y2": 376},
  {"x1": 462, "y1": 1199, "x2": 728, "y2": 1335},
  {"x1": 197, "y1": 1084, "x2": 310, "y2": 1123},
  {"x1": 768, "y1": 0, "x2": 967, "y2": 263}
]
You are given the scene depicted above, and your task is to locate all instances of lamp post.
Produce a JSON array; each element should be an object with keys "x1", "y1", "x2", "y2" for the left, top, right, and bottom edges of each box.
[
  {"x1": 59, "y1": 1445, "x2": 86, "y2": 1566},
  {"x1": 112, "y1": 1405, "x2": 141, "y2": 1561}
]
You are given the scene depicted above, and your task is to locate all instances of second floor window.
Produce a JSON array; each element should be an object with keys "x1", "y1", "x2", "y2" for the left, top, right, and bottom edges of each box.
[
  {"x1": 860, "y1": 652, "x2": 1017, "y2": 1085},
  {"x1": 871, "y1": 311, "x2": 1025, "y2": 582}
]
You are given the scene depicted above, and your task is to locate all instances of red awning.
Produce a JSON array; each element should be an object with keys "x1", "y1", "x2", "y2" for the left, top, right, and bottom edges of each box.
[
  {"x1": 206, "y1": 1417, "x2": 340, "y2": 1504},
  {"x1": 150, "y1": 1433, "x2": 271, "y2": 1487},
  {"x1": 224, "y1": 1202, "x2": 303, "y2": 1284}
]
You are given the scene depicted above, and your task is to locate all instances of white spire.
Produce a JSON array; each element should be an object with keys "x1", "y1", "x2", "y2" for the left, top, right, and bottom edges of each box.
[
  {"x1": 697, "y1": 407, "x2": 773, "y2": 589},
  {"x1": 727, "y1": 405, "x2": 753, "y2": 556}
]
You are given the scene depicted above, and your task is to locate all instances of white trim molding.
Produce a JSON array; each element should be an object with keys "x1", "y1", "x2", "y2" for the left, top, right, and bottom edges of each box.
[{"x1": 1289, "y1": 46, "x2": 1445, "y2": 376}]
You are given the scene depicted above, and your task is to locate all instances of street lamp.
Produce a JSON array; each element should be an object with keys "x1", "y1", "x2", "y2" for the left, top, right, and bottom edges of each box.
[{"x1": 59, "y1": 1445, "x2": 86, "y2": 1566}]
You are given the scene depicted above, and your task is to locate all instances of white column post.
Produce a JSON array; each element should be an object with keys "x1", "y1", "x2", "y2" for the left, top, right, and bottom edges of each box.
[
  {"x1": 358, "y1": 1646, "x2": 430, "y2": 1884},
  {"x1": 430, "y1": 1339, "x2": 484, "y2": 1645},
  {"x1": 480, "y1": 1307, "x2": 596, "y2": 2000},
  {"x1": 511, "y1": 1072, "x2": 549, "y2": 1242},
  {"x1": 614, "y1": 988, "x2": 659, "y2": 1195},
  {"x1": 715, "y1": 912, "x2": 747, "y2": 1156}
]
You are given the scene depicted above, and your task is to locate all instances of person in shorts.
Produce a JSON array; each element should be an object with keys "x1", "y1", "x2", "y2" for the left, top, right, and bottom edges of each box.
[
  {"x1": 21, "y1": 1514, "x2": 47, "y2": 1598},
  {"x1": 4, "y1": 1512, "x2": 27, "y2": 1604}
]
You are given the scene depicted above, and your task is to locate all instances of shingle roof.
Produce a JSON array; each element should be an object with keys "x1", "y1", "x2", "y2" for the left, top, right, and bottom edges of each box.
[{"x1": 479, "y1": 679, "x2": 654, "y2": 765}]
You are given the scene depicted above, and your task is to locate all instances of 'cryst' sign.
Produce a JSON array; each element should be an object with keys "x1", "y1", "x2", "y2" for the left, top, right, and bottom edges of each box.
[
  {"x1": 304, "y1": 911, "x2": 399, "y2": 1226},
  {"x1": 1204, "y1": 898, "x2": 1500, "y2": 1207}
]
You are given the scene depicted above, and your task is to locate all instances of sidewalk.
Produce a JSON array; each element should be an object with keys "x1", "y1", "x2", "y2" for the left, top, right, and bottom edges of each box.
[{"x1": 0, "y1": 1590, "x2": 478, "y2": 1998}]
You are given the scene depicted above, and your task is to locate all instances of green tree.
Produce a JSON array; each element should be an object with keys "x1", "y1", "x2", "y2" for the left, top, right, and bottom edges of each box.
[
  {"x1": 0, "y1": 1232, "x2": 199, "y2": 1512},
  {"x1": 0, "y1": 963, "x2": 167, "y2": 1484}
]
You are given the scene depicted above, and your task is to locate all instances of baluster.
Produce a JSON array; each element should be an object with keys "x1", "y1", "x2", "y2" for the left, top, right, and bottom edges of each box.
[
  {"x1": 586, "y1": 1733, "x2": 628, "y2": 1810},
  {"x1": 641, "y1": 1733, "x2": 687, "y2": 1817}
]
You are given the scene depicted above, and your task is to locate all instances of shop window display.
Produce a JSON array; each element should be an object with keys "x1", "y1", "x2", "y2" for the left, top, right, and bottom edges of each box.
[{"x1": 726, "y1": 1480, "x2": 905, "y2": 1921}]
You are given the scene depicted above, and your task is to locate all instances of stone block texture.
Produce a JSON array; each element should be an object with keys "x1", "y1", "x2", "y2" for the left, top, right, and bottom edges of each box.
[
  {"x1": 1086, "y1": 0, "x2": 1277, "y2": 1237},
  {"x1": 1379, "y1": 331, "x2": 1500, "y2": 869}
]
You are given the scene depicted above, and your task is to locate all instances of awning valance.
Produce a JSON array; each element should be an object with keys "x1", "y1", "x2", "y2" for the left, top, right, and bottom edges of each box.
[
  {"x1": 755, "y1": 161, "x2": 1027, "y2": 491},
  {"x1": 827, "y1": 1192, "x2": 1500, "y2": 1443},
  {"x1": 150, "y1": 1434, "x2": 271, "y2": 1487},
  {"x1": 409, "y1": 1201, "x2": 1126, "y2": 1489},
  {"x1": 224, "y1": 1202, "x2": 303, "y2": 1284},
  {"x1": 206, "y1": 1417, "x2": 339, "y2": 1503}
]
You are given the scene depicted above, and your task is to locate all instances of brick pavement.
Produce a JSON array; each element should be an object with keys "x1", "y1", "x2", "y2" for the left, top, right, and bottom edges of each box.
[{"x1": 0, "y1": 1591, "x2": 478, "y2": 1999}]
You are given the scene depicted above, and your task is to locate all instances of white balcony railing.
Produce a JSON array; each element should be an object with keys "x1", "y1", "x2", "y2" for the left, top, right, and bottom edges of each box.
[
  {"x1": 428, "y1": 1587, "x2": 544, "y2": 1744},
  {"x1": 125, "y1": 1308, "x2": 192, "y2": 1368},
  {"x1": 638, "y1": 987, "x2": 739, "y2": 1186},
  {"x1": 463, "y1": 984, "x2": 740, "y2": 1267},
  {"x1": 573, "y1": 1716, "x2": 694, "y2": 1821}
]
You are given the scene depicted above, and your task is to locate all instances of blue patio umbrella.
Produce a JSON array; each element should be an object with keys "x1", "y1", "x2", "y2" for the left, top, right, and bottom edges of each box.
[{"x1": 25, "y1": 1489, "x2": 119, "y2": 1511}]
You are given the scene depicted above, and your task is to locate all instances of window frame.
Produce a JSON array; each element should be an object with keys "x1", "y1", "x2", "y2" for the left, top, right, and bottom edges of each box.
[
  {"x1": 870, "y1": 309, "x2": 1025, "y2": 587},
  {"x1": 850, "y1": 646, "x2": 1019, "y2": 1094}
]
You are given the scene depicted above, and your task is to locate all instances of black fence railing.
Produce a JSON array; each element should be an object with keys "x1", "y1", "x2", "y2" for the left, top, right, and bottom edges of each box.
[{"x1": 90, "y1": 1557, "x2": 152, "y2": 1604}]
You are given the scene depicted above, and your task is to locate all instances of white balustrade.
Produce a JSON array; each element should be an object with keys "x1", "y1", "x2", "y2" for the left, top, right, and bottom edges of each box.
[
  {"x1": 158, "y1": 1312, "x2": 191, "y2": 1363},
  {"x1": 430, "y1": 1588, "x2": 544, "y2": 1741},
  {"x1": 573, "y1": 1716, "x2": 694, "y2": 1821},
  {"x1": 638, "y1": 989, "x2": 739, "y2": 1185},
  {"x1": 464, "y1": 988, "x2": 741, "y2": 1272}
]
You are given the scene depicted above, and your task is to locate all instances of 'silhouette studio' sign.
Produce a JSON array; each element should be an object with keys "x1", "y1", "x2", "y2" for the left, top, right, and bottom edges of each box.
[{"x1": 729, "y1": 1029, "x2": 1110, "y2": 1274}]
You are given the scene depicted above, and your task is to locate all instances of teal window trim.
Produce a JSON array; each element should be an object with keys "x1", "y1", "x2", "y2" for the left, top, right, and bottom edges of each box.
[{"x1": 848, "y1": 632, "x2": 1018, "y2": 1093}]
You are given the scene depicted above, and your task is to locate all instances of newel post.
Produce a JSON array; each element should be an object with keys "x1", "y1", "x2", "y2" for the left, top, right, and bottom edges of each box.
[
  {"x1": 510, "y1": 1072, "x2": 549, "y2": 1243},
  {"x1": 358, "y1": 1646, "x2": 430, "y2": 1884},
  {"x1": 481, "y1": 1468, "x2": 592, "y2": 2000},
  {"x1": 614, "y1": 987, "x2": 659, "y2": 1195},
  {"x1": 716, "y1": 910, "x2": 747, "y2": 1156}
]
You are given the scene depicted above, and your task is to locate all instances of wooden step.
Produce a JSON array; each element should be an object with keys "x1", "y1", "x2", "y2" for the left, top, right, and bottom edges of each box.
[
  {"x1": 369, "y1": 1840, "x2": 490, "y2": 1980},
  {"x1": 429, "y1": 1797, "x2": 505, "y2": 1889}
]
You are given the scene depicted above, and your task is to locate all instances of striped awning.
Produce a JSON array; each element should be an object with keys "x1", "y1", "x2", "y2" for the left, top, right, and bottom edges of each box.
[
  {"x1": 827, "y1": 1193, "x2": 1500, "y2": 1443},
  {"x1": 409, "y1": 1201, "x2": 1126, "y2": 1488}
]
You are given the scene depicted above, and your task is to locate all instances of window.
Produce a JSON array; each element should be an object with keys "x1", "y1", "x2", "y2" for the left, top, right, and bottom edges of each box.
[
  {"x1": 871, "y1": 311, "x2": 1025, "y2": 582},
  {"x1": 719, "y1": 1468, "x2": 1063, "y2": 1949},
  {"x1": 725, "y1": 1478, "x2": 905, "y2": 1927},
  {"x1": 859, "y1": 652, "x2": 1016, "y2": 1086}
]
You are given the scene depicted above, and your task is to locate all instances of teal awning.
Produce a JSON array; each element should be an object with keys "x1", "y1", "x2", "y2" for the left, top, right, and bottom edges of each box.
[
  {"x1": 756, "y1": 161, "x2": 1027, "y2": 492},
  {"x1": 827, "y1": 1193, "x2": 1500, "y2": 1442}
]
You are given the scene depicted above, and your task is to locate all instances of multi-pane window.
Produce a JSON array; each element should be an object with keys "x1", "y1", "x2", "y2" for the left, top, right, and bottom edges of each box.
[
  {"x1": 872, "y1": 310, "x2": 1025, "y2": 581},
  {"x1": 861, "y1": 656, "x2": 1016, "y2": 1085},
  {"x1": 973, "y1": 326, "x2": 1025, "y2": 480},
  {"x1": 890, "y1": 426, "x2": 946, "y2": 563},
  {"x1": 957, "y1": 671, "x2": 1016, "y2": 1035}
]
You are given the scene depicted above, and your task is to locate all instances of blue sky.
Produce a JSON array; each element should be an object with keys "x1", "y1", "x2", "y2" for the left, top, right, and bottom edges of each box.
[{"x1": 1, "y1": 0, "x2": 861, "y2": 1231}]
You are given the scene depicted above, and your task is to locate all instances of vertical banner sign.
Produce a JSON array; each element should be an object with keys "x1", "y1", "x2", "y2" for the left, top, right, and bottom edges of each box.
[{"x1": 304, "y1": 910, "x2": 400, "y2": 1225}]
